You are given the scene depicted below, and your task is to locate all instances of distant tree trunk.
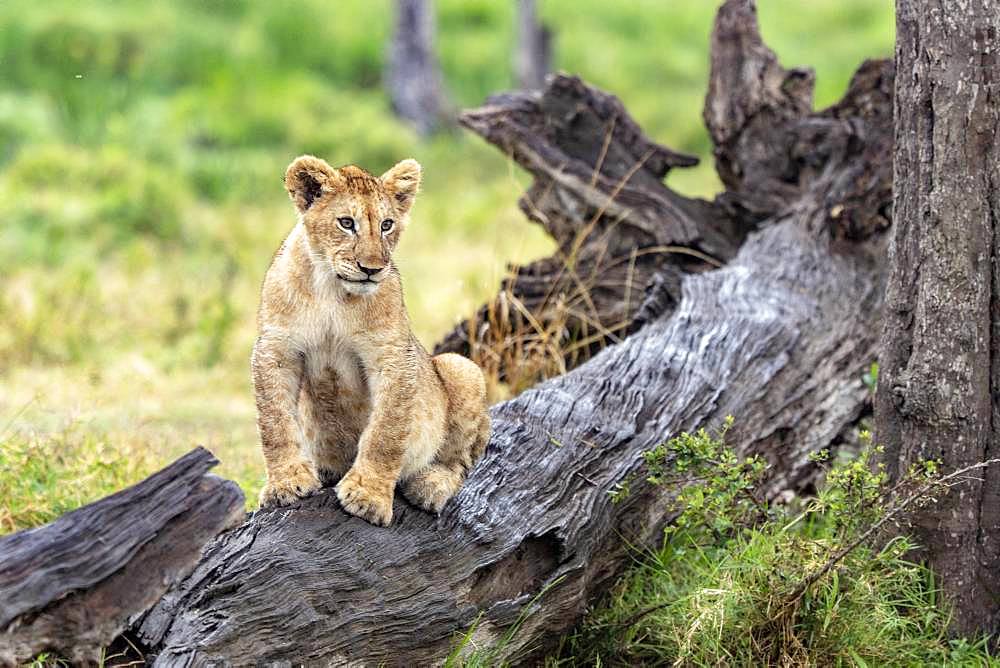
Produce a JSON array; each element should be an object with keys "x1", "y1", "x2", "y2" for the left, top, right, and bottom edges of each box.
[
  {"x1": 515, "y1": 0, "x2": 551, "y2": 90},
  {"x1": 386, "y1": 0, "x2": 449, "y2": 135},
  {"x1": 875, "y1": 0, "x2": 1000, "y2": 637}
]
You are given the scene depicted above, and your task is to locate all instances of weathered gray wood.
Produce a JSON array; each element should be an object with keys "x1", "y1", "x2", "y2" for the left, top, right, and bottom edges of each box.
[
  {"x1": 0, "y1": 448, "x2": 244, "y2": 666},
  {"x1": 874, "y1": 0, "x2": 1000, "y2": 636},
  {"x1": 134, "y1": 2, "x2": 894, "y2": 665}
]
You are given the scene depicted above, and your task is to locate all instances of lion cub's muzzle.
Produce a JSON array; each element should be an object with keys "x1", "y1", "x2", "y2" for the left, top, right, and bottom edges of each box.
[{"x1": 337, "y1": 262, "x2": 387, "y2": 295}]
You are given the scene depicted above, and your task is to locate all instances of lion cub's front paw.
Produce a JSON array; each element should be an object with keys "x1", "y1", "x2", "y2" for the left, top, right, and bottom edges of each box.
[
  {"x1": 335, "y1": 466, "x2": 394, "y2": 527},
  {"x1": 259, "y1": 460, "x2": 322, "y2": 508}
]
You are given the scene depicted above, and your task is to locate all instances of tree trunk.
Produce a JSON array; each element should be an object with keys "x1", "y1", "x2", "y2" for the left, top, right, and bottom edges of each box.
[
  {"x1": 514, "y1": 0, "x2": 551, "y2": 90},
  {"x1": 874, "y1": 0, "x2": 1000, "y2": 637},
  {"x1": 0, "y1": 448, "x2": 244, "y2": 666},
  {"x1": 386, "y1": 0, "x2": 449, "y2": 135},
  {"x1": 120, "y1": 2, "x2": 894, "y2": 665}
]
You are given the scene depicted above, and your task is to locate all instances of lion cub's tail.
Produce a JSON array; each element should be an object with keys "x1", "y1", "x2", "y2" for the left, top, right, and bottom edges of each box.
[{"x1": 471, "y1": 412, "x2": 491, "y2": 462}]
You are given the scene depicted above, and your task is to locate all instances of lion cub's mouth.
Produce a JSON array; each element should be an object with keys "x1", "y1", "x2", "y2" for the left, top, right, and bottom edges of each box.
[
  {"x1": 336, "y1": 274, "x2": 378, "y2": 285},
  {"x1": 336, "y1": 273, "x2": 381, "y2": 295}
]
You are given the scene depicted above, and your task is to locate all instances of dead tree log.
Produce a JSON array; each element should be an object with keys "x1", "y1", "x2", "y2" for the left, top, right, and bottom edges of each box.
[
  {"x1": 127, "y1": 1, "x2": 893, "y2": 665},
  {"x1": 0, "y1": 448, "x2": 244, "y2": 666},
  {"x1": 433, "y1": 74, "x2": 743, "y2": 386}
]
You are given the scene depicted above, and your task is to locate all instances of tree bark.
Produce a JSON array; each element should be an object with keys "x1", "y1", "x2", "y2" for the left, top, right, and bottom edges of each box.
[
  {"x1": 515, "y1": 0, "x2": 551, "y2": 90},
  {"x1": 123, "y1": 2, "x2": 894, "y2": 665},
  {"x1": 0, "y1": 448, "x2": 244, "y2": 666},
  {"x1": 874, "y1": 0, "x2": 1000, "y2": 637},
  {"x1": 386, "y1": 0, "x2": 449, "y2": 135}
]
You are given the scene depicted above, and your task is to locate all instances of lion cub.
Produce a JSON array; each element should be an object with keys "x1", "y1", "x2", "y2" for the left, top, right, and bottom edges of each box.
[{"x1": 252, "y1": 155, "x2": 490, "y2": 526}]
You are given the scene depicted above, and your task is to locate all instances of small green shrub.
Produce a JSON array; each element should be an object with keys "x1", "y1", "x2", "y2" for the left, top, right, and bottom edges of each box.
[
  {"x1": 555, "y1": 427, "x2": 997, "y2": 667},
  {"x1": 644, "y1": 416, "x2": 770, "y2": 538}
]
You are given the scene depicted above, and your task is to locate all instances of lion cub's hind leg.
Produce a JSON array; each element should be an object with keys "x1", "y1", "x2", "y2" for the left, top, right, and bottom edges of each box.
[{"x1": 400, "y1": 354, "x2": 491, "y2": 514}]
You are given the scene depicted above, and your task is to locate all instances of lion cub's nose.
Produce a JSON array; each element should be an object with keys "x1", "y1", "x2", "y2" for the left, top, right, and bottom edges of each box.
[{"x1": 357, "y1": 262, "x2": 383, "y2": 277}]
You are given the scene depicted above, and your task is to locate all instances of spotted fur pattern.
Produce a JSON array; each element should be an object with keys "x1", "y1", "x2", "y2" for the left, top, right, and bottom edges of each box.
[{"x1": 252, "y1": 155, "x2": 490, "y2": 526}]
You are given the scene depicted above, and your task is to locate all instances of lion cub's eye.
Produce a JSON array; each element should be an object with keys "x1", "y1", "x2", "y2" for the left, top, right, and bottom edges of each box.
[
  {"x1": 337, "y1": 217, "x2": 356, "y2": 232},
  {"x1": 380, "y1": 219, "x2": 394, "y2": 233}
]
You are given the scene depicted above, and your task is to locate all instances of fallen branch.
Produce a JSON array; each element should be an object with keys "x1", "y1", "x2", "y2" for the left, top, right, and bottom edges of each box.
[{"x1": 0, "y1": 448, "x2": 244, "y2": 665}]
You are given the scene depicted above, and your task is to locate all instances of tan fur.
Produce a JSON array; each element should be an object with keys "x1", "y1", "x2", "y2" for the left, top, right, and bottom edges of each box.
[{"x1": 252, "y1": 155, "x2": 490, "y2": 526}]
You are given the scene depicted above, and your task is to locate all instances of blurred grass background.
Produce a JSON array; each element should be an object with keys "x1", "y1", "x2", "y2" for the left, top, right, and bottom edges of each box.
[{"x1": 0, "y1": 0, "x2": 893, "y2": 528}]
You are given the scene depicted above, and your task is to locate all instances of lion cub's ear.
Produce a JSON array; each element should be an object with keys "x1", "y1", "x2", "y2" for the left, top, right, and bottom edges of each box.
[
  {"x1": 380, "y1": 159, "x2": 422, "y2": 215},
  {"x1": 285, "y1": 155, "x2": 337, "y2": 213}
]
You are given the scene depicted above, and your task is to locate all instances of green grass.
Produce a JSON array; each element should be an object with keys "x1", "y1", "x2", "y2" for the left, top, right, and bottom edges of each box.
[
  {"x1": 556, "y1": 530, "x2": 996, "y2": 667},
  {"x1": 490, "y1": 429, "x2": 998, "y2": 667},
  {"x1": 0, "y1": 421, "x2": 159, "y2": 533}
]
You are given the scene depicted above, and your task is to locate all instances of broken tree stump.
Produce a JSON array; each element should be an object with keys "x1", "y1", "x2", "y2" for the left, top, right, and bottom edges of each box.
[
  {"x1": 0, "y1": 448, "x2": 244, "y2": 666},
  {"x1": 433, "y1": 74, "x2": 743, "y2": 385},
  {"x1": 433, "y1": 6, "x2": 890, "y2": 388}
]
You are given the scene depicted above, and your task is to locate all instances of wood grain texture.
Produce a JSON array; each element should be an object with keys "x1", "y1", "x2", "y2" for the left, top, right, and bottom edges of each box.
[
  {"x1": 135, "y1": 2, "x2": 894, "y2": 664},
  {"x1": 0, "y1": 448, "x2": 244, "y2": 666}
]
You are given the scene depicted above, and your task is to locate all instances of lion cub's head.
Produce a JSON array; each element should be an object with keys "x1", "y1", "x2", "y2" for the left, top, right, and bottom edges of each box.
[{"x1": 284, "y1": 155, "x2": 421, "y2": 296}]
